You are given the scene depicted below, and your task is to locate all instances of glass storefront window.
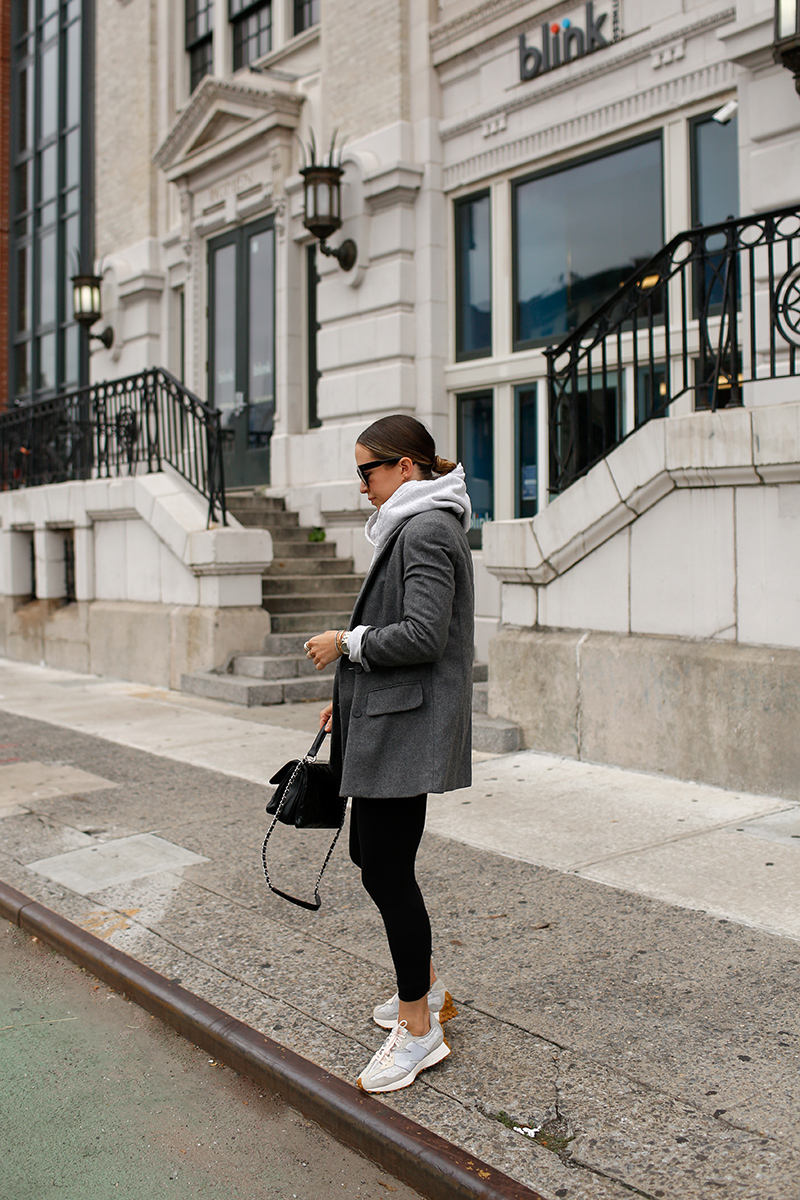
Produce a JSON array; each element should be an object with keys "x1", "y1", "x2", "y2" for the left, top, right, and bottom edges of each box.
[
  {"x1": 513, "y1": 137, "x2": 664, "y2": 347},
  {"x1": 457, "y1": 392, "x2": 494, "y2": 549},
  {"x1": 515, "y1": 386, "x2": 538, "y2": 519},
  {"x1": 455, "y1": 191, "x2": 491, "y2": 360},
  {"x1": 247, "y1": 225, "x2": 275, "y2": 443},
  {"x1": 11, "y1": 0, "x2": 88, "y2": 403},
  {"x1": 208, "y1": 217, "x2": 275, "y2": 486},
  {"x1": 690, "y1": 111, "x2": 740, "y2": 325},
  {"x1": 211, "y1": 240, "x2": 237, "y2": 414}
]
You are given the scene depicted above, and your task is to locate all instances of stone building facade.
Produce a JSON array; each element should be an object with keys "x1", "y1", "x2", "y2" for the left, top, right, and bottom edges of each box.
[{"x1": 4, "y1": 0, "x2": 800, "y2": 793}]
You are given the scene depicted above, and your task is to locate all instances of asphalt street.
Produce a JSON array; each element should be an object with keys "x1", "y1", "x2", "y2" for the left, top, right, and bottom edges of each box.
[
  {"x1": 0, "y1": 918, "x2": 420, "y2": 1200},
  {"x1": 0, "y1": 658, "x2": 798, "y2": 1200}
]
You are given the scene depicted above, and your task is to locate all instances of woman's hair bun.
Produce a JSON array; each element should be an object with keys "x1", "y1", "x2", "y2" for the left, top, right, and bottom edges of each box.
[{"x1": 433, "y1": 455, "x2": 457, "y2": 475}]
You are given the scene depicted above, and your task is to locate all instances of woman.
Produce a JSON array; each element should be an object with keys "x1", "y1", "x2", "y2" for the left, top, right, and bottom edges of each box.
[{"x1": 303, "y1": 414, "x2": 474, "y2": 1094}]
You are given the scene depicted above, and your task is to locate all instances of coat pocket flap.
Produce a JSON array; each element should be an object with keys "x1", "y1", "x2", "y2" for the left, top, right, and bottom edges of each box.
[{"x1": 365, "y1": 681, "x2": 424, "y2": 717}]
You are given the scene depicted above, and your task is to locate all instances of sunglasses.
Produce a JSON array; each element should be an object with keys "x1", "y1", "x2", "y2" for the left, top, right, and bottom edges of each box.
[{"x1": 356, "y1": 457, "x2": 400, "y2": 486}]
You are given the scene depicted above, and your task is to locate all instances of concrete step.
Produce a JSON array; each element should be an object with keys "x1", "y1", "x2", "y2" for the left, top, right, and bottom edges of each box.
[
  {"x1": 472, "y1": 714, "x2": 522, "y2": 754},
  {"x1": 261, "y1": 574, "x2": 363, "y2": 597},
  {"x1": 263, "y1": 631, "x2": 320, "y2": 655},
  {"x1": 283, "y1": 675, "x2": 335, "y2": 703},
  {"x1": 231, "y1": 510, "x2": 300, "y2": 529},
  {"x1": 181, "y1": 670, "x2": 333, "y2": 707},
  {"x1": 253, "y1": 524, "x2": 320, "y2": 541},
  {"x1": 270, "y1": 540, "x2": 340, "y2": 559},
  {"x1": 473, "y1": 662, "x2": 488, "y2": 683},
  {"x1": 271, "y1": 610, "x2": 353, "y2": 634},
  {"x1": 226, "y1": 494, "x2": 286, "y2": 513},
  {"x1": 232, "y1": 653, "x2": 333, "y2": 680},
  {"x1": 472, "y1": 681, "x2": 489, "y2": 714},
  {"x1": 266, "y1": 592, "x2": 360, "y2": 614},
  {"x1": 266, "y1": 556, "x2": 357, "y2": 577},
  {"x1": 181, "y1": 671, "x2": 285, "y2": 707}
]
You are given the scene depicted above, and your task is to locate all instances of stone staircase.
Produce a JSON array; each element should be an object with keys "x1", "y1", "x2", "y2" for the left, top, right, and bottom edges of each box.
[{"x1": 181, "y1": 488, "x2": 521, "y2": 753}]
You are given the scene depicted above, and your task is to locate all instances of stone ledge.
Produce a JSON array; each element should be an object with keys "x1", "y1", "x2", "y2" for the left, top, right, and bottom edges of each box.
[{"x1": 485, "y1": 401, "x2": 800, "y2": 586}]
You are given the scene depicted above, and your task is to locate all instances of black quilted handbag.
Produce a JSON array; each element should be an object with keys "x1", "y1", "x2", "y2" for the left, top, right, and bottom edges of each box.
[{"x1": 261, "y1": 728, "x2": 346, "y2": 910}]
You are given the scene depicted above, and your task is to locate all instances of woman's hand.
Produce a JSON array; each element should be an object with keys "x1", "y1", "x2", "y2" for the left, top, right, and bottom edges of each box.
[
  {"x1": 319, "y1": 702, "x2": 333, "y2": 732},
  {"x1": 304, "y1": 630, "x2": 341, "y2": 671}
]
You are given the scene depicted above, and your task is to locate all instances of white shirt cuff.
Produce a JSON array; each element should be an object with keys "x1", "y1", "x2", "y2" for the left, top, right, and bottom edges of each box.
[{"x1": 347, "y1": 625, "x2": 372, "y2": 668}]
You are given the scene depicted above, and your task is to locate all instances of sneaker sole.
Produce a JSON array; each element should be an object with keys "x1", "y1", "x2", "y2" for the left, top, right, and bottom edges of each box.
[
  {"x1": 357, "y1": 1039, "x2": 451, "y2": 1094},
  {"x1": 373, "y1": 990, "x2": 458, "y2": 1031}
]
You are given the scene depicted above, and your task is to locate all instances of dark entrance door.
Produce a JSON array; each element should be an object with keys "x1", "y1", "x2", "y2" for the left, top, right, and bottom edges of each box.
[{"x1": 208, "y1": 217, "x2": 275, "y2": 487}]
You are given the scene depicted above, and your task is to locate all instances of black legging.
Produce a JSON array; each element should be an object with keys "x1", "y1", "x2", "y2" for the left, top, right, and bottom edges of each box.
[{"x1": 349, "y1": 795, "x2": 432, "y2": 1003}]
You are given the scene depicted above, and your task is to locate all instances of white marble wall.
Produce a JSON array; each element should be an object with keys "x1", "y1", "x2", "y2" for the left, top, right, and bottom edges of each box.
[
  {"x1": 0, "y1": 473, "x2": 271, "y2": 609},
  {"x1": 485, "y1": 401, "x2": 800, "y2": 651}
]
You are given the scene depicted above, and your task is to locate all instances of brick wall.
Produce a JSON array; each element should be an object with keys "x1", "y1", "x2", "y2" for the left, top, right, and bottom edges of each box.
[
  {"x1": 321, "y1": 0, "x2": 409, "y2": 140},
  {"x1": 95, "y1": 0, "x2": 158, "y2": 258}
]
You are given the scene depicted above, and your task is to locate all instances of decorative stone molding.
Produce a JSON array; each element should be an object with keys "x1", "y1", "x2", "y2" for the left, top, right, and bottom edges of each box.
[
  {"x1": 153, "y1": 76, "x2": 304, "y2": 178},
  {"x1": 443, "y1": 60, "x2": 736, "y2": 190},
  {"x1": 441, "y1": 10, "x2": 736, "y2": 143},
  {"x1": 363, "y1": 162, "x2": 425, "y2": 212}
]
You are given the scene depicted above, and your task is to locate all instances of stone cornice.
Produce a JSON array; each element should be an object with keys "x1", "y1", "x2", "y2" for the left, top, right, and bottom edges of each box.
[
  {"x1": 153, "y1": 76, "x2": 303, "y2": 174},
  {"x1": 432, "y1": 0, "x2": 581, "y2": 56},
  {"x1": 443, "y1": 57, "x2": 736, "y2": 190},
  {"x1": 441, "y1": 8, "x2": 736, "y2": 143}
]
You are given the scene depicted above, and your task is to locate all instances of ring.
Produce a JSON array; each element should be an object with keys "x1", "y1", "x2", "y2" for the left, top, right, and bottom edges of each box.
[{"x1": 306, "y1": 651, "x2": 312, "y2": 659}]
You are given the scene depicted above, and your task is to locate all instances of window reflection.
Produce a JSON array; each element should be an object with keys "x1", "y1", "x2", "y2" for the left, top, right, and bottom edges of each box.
[
  {"x1": 514, "y1": 138, "x2": 663, "y2": 346},
  {"x1": 212, "y1": 242, "x2": 238, "y2": 413},
  {"x1": 691, "y1": 112, "x2": 739, "y2": 321},
  {"x1": 516, "y1": 387, "x2": 538, "y2": 519},
  {"x1": 455, "y1": 192, "x2": 491, "y2": 361},
  {"x1": 458, "y1": 392, "x2": 494, "y2": 549},
  {"x1": 247, "y1": 228, "x2": 275, "y2": 444}
]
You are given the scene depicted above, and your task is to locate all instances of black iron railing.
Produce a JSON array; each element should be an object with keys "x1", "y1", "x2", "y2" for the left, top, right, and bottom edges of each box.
[
  {"x1": 0, "y1": 367, "x2": 227, "y2": 525},
  {"x1": 545, "y1": 204, "x2": 800, "y2": 494}
]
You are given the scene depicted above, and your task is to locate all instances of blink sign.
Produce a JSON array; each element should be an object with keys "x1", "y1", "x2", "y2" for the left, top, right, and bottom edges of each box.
[{"x1": 519, "y1": 3, "x2": 613, "y2": 81}]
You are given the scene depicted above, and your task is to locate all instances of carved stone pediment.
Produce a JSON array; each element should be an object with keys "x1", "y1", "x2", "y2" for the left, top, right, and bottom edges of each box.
[{"x1": 154, "y1": 75, "x2": 304, "y2": 184}]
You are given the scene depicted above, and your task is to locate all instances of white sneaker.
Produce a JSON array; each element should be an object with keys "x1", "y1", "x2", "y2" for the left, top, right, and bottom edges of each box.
[
  {"x1": 372, "y1": 978, "x2": 457, "y2": 1030},
  {"x1": 357, "y1": 1018, "x2": 450, "y2": 1093}
]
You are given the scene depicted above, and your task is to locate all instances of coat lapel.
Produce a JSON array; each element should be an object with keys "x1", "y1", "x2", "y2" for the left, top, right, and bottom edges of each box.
[{"x1": 349, "y1": 519, "x2": 412, "y2": 628}]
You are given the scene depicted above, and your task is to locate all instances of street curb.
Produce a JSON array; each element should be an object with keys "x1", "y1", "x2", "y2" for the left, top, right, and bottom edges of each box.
[{"x1": 0, "y1": 879, "x2": 544, "y2": 1200}]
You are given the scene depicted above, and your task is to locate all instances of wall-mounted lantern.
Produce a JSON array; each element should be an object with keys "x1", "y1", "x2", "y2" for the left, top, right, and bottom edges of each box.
[
  {"x1": 775, "y1": 0, "x2": 800, "y2": 93},
  {"x1": 71, "y1": 272, "x2": 114, "y2": 349},
  {"x1": 300, "y1": 132, "x2": 357, "y2": 272}
]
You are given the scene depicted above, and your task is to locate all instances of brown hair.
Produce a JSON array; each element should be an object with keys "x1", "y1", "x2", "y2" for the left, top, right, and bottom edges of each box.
[{"x1": 356, "y1": 415, "x2": 456, "y2": 478}]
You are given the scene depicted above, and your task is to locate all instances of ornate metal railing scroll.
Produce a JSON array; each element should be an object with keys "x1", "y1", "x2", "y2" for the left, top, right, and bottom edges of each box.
[
  {"x1": 0, "y1": 367, "x2": 227, "y2": 527},
  {"x1": 545, "y1": 204, "x2": 800, "y2": 495}
]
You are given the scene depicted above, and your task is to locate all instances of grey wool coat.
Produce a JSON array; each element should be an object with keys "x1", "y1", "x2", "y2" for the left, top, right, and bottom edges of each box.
[{"x1": 329, "y1": 508, "x2": 475, "y2": 800}]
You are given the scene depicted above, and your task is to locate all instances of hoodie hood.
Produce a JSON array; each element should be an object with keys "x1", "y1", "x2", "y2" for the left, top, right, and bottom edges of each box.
[{"x1": 364, "y1": 463, "x2": 472, "y2": 553}]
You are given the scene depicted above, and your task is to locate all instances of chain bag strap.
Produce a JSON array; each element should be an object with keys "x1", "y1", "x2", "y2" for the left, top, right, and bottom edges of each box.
[{"x1": 261, "y1": 729, "x2": 346, "y2": 911}]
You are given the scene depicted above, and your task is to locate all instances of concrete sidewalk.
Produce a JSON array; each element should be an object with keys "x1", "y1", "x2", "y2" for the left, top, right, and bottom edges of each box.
[{"x1": 0, "y1": 657, "x2": 798, "y2": 1199}]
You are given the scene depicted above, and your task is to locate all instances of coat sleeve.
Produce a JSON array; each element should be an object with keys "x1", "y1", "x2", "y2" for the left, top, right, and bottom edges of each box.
[{"x1": 359, "y1": 522, "x2": 457, "y2": 668}]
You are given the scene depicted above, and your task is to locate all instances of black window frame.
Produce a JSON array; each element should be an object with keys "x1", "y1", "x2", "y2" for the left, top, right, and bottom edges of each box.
[
  {"x1": 454, "y1": 189, "x2": 492, "y2": 363},
  {"x1": 186, "y1": 0, "x2": 213, "y2": 94},
  {"x1": 293, "y1": 0, "x2": 319, "y2": 36},
  {"x1": 511, "y1": 131, "x2": 665, "y2": 353},
  {"x1": 9, "y1": 0, "x2": 92, "y2": 406},
  {"x1": 230, "y1": 0, "x2": 272, "y2": 70},
  {"x1": 307, "y1": 244, "x2": 320, "y2": 428}
]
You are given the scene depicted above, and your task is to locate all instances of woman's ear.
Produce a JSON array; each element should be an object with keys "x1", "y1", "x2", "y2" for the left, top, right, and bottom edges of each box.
[{"x1": 399, "y1": 456, "x2": 415, "y2": 479}]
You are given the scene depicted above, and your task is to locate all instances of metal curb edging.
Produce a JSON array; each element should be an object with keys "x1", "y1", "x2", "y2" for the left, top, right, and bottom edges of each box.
[{"x1": 0, "y1": 880, "x2": 545, "y2": 1200}]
